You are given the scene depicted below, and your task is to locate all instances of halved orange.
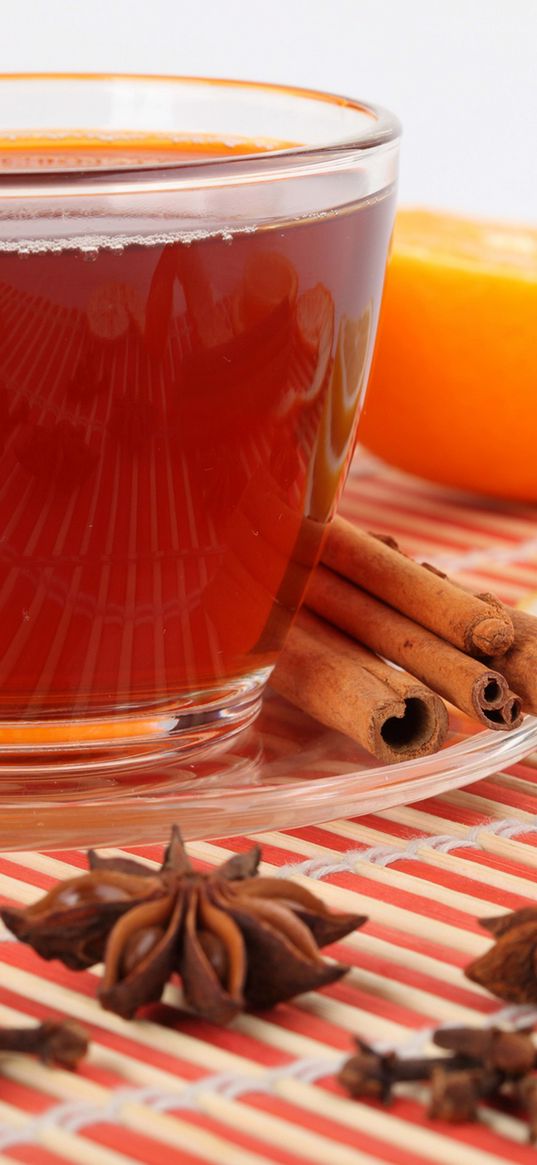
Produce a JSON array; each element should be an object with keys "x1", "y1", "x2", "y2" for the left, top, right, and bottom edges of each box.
[{"x1": 359, "y1": 209, "x2": 537, "y2": 500}]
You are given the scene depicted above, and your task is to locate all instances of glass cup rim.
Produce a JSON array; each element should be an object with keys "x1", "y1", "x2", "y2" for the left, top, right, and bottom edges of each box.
[{"x1": 0, "y1": 72, "x2": 401, "y2": 190}]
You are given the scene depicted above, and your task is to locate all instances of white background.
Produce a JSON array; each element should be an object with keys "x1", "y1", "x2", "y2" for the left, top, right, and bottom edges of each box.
[{"x1": 1, "y1": 0, "x2": 536, "y2": 222}]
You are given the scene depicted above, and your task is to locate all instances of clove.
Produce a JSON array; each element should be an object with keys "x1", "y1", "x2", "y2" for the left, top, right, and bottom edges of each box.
[{"x1": 0, "y1": 1020, "x2": 88, "y2": 1069}]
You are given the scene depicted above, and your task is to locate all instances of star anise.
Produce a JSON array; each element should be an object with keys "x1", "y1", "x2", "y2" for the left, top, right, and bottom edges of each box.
[
  {"x1": 465, "y1": 907, "x2": 537, "y2": 1003},
  {"x1": 1, "y1": 828, "x2": 365, "y2": 1024}
]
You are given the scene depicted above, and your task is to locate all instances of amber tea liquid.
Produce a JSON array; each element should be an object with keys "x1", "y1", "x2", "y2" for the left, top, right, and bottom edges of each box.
[{"x1": 0, "y1": 138, "x2": 395, "y2": 723}]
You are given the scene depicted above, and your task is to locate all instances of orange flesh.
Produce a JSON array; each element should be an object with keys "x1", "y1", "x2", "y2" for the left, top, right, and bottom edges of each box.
[{"x1": 360, "y1": 208, "x2": 537, "y2": 500}]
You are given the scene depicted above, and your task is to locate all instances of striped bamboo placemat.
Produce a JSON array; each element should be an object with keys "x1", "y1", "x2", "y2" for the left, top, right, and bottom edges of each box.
[{"x1": 1, "y1": 451, "x2": 537, "y2": 1165}]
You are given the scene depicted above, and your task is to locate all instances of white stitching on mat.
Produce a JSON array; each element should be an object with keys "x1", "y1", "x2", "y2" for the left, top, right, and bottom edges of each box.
[
  {"x1": 2, "y1": 1007, "x2": 537, "y2": 1147},
  {"x1": 276, "y1": 816, "x2": 537, "y2": 878},
  {"x1": 0, "y1": 1062, "x2": 349, "y2": 1148}
]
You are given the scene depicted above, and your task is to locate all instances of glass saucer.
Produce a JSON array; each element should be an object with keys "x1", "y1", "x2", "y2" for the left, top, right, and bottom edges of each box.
[{"x1": 2, "y1": 691, "x2": 537, "y2": 852}]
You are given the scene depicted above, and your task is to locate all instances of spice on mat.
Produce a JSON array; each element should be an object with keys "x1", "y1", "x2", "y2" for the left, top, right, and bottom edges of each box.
[
  {"x1": 489, "y1": 607, "x2": 537, "y2": 716},
  {"x1": 271, "y1": 608, "x2": 449, "y2": 763},
  {"x1": 465, "y1": 907, "x2": 537, "y2": 1003},
  {"x1": 1, "y1": 827, "x2": 365, "y2": 1024},
  {"x1": 338, "y1": 1035, "x2": 472, "y2": 1102},
  {"x1": 305, "y1": 566, "x2": 522, "y2": 733},
  {"x1": 0, "y1": 1019, "x2": 88, "y2": 1068},
  {"x1": 271, "y1": 516, "x2": 532, "y2": 761},
  {"x1": 428, "y1": 1066, "x2": 499, "y2": 1123},
  {"x1": 339, "y1": 1025, "x2": 537, "y2": 1139},
  {"x1": 321, "y1": 518, "x2": 515, "y2": 657}
]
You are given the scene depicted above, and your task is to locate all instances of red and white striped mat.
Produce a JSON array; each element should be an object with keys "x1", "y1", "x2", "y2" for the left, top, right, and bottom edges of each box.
[{"x1": 1, "y1": 451, "x2": 537, "y2": 1165}]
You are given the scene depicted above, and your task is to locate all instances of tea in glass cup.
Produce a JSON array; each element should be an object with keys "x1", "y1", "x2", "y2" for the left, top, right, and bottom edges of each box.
[{"x1": 0, "y1": 75, "x2": 400, "y2": 763}]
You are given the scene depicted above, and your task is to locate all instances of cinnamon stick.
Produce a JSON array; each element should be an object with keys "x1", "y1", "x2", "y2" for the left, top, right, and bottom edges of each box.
[
  {"x1": 271, "y1": 609, "x2": 449, "y2": 763},
  {"x1": 419, "y1": 558, "x2": 537, "y2": 716},
  {"x1": 322, "y1": 518, "x2": 515, "y2": 658},
  {"x1": 306, "y1": 565, "x2": 523, "y2": 731},
  {"x1": 489, "y1": 607, "x2": 537, "y2": 714}
]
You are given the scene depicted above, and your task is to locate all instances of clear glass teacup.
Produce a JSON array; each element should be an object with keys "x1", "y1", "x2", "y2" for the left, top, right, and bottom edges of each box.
[{"x1": 0, "y1": 74, "x2": 400, "y2": 764}]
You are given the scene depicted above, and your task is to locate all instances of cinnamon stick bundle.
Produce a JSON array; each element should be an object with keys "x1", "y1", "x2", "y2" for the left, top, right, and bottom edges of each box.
[
  {"x1": 322, "y1": 518, "x2": 515, "y2": 658},
  {"x1": 411, "y1": 562, "x2": 537, "y2": 716},
  {"x1": 306, "y1": 566, "x2": 523, "y2": 731},
  {"x1": 271, "y1": 609, "x2": 449, "y2": 764}
]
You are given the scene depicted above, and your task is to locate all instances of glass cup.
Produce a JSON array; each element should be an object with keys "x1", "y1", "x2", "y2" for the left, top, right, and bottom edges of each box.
[{"x1": 0, "y1": 74, "x2": 400, "y2": 766}]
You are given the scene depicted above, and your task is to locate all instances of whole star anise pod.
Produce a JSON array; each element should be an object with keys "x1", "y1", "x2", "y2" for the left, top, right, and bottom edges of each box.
[
  {"x1": 1, "y1": 828, "x2": 365, "y2": 1024},
  {"x1": 465, "y1": 907, "x2": 537, "y2": 1003}
]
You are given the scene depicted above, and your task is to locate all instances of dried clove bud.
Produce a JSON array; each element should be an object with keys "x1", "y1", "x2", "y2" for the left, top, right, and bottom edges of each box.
[
  {"x1": 338, "y1": 1042, "x2": 393, "y2": 1102},
  {"x1": 340, "y1": 1025, "x2": 537, "y2": 1140},
  {"x1": 433, "y1": 1025, "x2": 536, "y2": 1078},
  {"x1": 428, "y1": 1066, "x2": 500, "y2": 1124},
  {"x1": 338, "y1": 1036, "x2": 471, "y2": 1103},
  {"x1": 0, "y1": 1020, "x2": 88, "y2": 1069}
]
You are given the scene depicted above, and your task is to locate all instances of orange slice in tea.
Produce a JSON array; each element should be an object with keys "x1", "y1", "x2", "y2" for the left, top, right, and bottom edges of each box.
[
  {"x1": 0, "y1": 715, "x2": 165, "y2": 747},
  {"x1": 87, "y1": 281, "x2": 144, "y2": 340},
  {"x1": 359, "y1": 209, "x2": 537, "y2": 499},
  {"x1": 233, "y1": 251, "x2": 298, "y2": 332}
]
